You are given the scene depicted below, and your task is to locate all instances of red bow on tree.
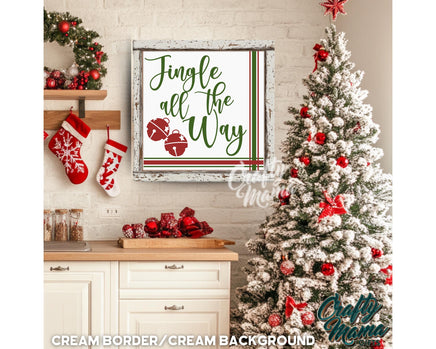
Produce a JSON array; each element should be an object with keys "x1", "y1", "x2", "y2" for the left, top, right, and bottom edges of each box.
[
  {"x1": 285, "y1": 296, "x2": 307, "y2": 318},
  {"x1": 380, "y1": 265, "x2": 392, "y2": 285},
  {"x1": 318, "y1": 191, "x2": 347, "y2": 222}
]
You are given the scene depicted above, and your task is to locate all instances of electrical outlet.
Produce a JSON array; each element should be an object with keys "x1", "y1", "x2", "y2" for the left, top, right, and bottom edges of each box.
[{"x1": 100, "y1": 207, "x2": 121, "y2": 218}]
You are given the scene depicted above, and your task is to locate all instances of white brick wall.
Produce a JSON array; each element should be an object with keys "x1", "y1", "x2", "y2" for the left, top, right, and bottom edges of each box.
[{"x1": 43, "y1": 0, "x2": 329, "y2": 305}]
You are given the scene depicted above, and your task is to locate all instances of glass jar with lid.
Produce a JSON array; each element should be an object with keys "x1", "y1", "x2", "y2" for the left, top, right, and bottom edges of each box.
[
  {"x1": 43, "y1": 210, "x2": 53, "y2": 241},
  {"x1": 69, "y1": 209, "x2": 83, "y2": 241},
  {"x1": 54, "y1": 209, "x2": 69, "y2": 241}
]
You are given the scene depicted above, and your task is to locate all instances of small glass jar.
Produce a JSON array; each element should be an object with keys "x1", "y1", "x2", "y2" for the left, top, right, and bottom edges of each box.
[
  {"x1": 44, "y1": 210, "x2": 53, "y2": 241},
  {"x1": 69, "y1": 209, "x2": 84, "y2": 241},
  {"x1": 54, "y1": 209, "x2": 69, "y2": 241}
]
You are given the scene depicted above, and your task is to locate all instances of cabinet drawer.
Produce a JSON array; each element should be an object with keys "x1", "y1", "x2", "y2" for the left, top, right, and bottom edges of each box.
[
  {"x1": 119, "y1": 299, "x2": 229, "y2": 348},
  {"x1": 119, "y1": 261, "x2": 230, "y2": 290}
]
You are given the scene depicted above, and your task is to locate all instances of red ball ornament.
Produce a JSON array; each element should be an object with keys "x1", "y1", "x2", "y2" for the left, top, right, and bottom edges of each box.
[
  {"x1": 280, "y1": 260, "x2": 295, "y2": 275},
  {"x1": 317, "y1": 49, "x2": 329, "y2": 61},
  {"x1": 290, "y1": 168, "x2": 298, "y2": 178},
  {"x1": 71, "y1": 21, "x2": 77, "y2": 26},
  {"x1": 301, "y1": 311, "x2": 315, "y2": 326},
  {"x1": 370, "y1": 339, "x2": 384, "y2": 349},
  {"x1": 144, "y1": 218, "x2": 160, "y2": 234},
  {"x1": 147, "y1": 118, "x2": 171, "y2": 141},
  {"x1": 371, "y1": 248, "x2": 383, "y2": 259},
  {"x1": 164, "y1": 130, "x2": 189, "y2": 157},
  {"x1": 122, "y1": 224, "x2": 134, "y2": 239},
  {"x1": 299, "y1": 156, "x2": 310, "y2": 166},
  {"x1": 58, "y1": 20, "x2": 70, "y2": 33},
  {"x1": 300, "y1": 106, "x2": 311, "y2": 118},
  {"x1": 315, "y1": 132, "x2": 326, "y2": 145},
  {"x1": 321, "y1": 263, "x2": 335, "y2": 276},
  {"x1": 268, "y1": 314, "x2": 282, "y2": 327},
  {"x1": 336, "y1": 156, "x2": 349, "y2": 168},
  {"x1": 89, "y1": 69, "x2": 100, "y2": 80},
  {"x1": 278, "y1": 189, "x2": 290, "y2": 206},
  {"x1": 46, "y1": 77, "x2": 57, "y2": 89},
  {"x1": 50, "y1": 70, "x2": 62, "y2": 79}
]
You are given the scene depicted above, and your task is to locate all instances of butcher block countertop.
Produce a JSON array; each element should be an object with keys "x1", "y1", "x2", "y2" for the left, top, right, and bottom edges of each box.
[{"x1": 44, "y1": 240, "x2": 239, "y2": 261}]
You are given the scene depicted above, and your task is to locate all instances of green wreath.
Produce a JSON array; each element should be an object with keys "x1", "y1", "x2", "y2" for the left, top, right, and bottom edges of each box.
[{"x1": 44, "y1": 9, "x2": 108, "y2": 90}]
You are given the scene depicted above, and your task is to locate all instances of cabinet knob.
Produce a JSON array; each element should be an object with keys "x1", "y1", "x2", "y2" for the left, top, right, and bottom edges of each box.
[
  {"x1": 50, "y1": 266, "x2": 70, "y2": 272},
  {"x1": 165, "y1": 264, "x2": 184, "y2": 270},
  {"x1": 164, "y1": 305, "x2": 184, "y2": 311}
]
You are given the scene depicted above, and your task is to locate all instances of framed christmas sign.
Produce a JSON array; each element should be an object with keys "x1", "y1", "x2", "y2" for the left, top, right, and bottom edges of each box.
[{"x1": 131, "y1": 40, "x2": 275, "y2": 181}]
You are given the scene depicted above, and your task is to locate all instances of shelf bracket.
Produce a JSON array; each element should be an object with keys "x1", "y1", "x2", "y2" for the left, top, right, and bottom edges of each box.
[{"x1": 78, "y1": 97, "x2": 85, "y2": 118}]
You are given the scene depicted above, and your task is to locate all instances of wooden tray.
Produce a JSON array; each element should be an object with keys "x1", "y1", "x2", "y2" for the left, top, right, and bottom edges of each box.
[{"x1": 118, "y1": 237, "x2": 235, "y2": 249}]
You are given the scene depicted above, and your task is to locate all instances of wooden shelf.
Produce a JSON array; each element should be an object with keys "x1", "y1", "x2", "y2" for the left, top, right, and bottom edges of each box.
[
  {"x1": 44, "y1": 89, "x2": 120, "y2": 130},
  {"x1": 44, "y1": 89, "x2": 107, "y2": 100}
]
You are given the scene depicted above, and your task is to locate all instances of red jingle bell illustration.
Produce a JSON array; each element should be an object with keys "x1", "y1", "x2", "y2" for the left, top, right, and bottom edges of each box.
[
  {"x1": 147, "y1": 117, "x2": 170, "y2": 141},
  {"x1": 164, "y1": 130, "x2": 188, "y2": 157}
]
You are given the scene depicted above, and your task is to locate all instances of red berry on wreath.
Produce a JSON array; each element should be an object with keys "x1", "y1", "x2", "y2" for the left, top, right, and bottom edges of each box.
[
  {"x1": 89, "y1": 69, "x2": 100, "y2": 80},
  {"x1": 300, "y1": 106, "x2": 311, "y2": 118},
  {"x1": 71, "y1": 21, "x2": 77, "y2": 26},
  {"x1": 58, "y1": 20, "x2": 70, "y2": 33},
  {"x1": 321, "y1": 263, "x2": 335, "y2": 276},
  {"x1": 299, "y1": 156, "x2": 310, "y2": 166},
  {"x1": 164, "y1": 130, "x2": 188, "y2": 157},
  {"x1": 336, "y1": 156, "x2": 349, "y2": 168},
  {"x1": 280, "y1": 260, "x2": 295, "y2": 275},
  {"x1": 278, "y1": 189, "x2": 290, "y2": 206},
  {"x1": 290, "y1": 168, "x2": 298, "y2": 178},
  {"x1": 315, "y1": 132, "x2": 326, "y2": 145},
  {"x1": 301, "y1": 311, "x2": 315, "y2": 325},
  {"x1": 268, "y1": 314, "x2": 282, "y2": 327},
  {"x1": 371, "y1": 248, "x2": 383, "y2": 258},
  {"x1": 147, "y1": 118, "x2": 171, "y2": 141}
]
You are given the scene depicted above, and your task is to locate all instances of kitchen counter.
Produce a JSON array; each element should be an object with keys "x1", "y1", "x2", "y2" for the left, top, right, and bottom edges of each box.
[{"x1": 44, "y1": 240, "x2": 239, "y2": 261}]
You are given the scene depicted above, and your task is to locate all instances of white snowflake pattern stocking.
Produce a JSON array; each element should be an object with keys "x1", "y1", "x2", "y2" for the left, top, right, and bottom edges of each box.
[
  {"x1": 48, "y1": 111, "x2": 91, "y2": 184},
  {"x1": 96, "y1": 138, "x2": 127, "y2": 197}
]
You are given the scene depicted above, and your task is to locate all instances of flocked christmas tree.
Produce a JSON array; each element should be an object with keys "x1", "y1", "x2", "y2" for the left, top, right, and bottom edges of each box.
[{"x1": 231, "y1": 25, "x2": 392, "y2": 349}]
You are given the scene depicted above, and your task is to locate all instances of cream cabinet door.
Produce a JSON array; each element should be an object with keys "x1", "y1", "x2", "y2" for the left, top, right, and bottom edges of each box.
[
  {"x1": 119, "y1": 299, "x2": 229, "y2": 349},
  {"x1": 44, "y1": 261, "x2": 118, "y2": 349}
]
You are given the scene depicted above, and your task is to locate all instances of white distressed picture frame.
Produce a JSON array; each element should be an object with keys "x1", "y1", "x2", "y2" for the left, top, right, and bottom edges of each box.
[{"x1": 131, "y1": 40, "x2": 275, "y2": 182}]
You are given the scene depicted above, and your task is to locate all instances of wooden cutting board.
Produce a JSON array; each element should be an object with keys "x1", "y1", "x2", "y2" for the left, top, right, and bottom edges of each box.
[{"x1": 118, "y1": 237, "x2": 235, "y2": 249}]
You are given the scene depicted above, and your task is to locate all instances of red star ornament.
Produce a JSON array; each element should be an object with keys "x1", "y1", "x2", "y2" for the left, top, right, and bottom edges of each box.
[{"x1": 320, "y1": 0, "x2": 349, "y2": 20}]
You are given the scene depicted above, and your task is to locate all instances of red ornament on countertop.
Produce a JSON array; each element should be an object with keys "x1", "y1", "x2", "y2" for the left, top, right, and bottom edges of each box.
[
  {"x1": 280, "y1": 260, "x2": 295, "y2": 276},
  {"x1": 313, "y1": 44, "x2": 329, "y2": 72},
  {"x1": 290, "y1": 168, "x2": 298, "y2": 178},
  {"x1": 315, "y1": 132, "x2": 326, "y2": 145},
  {"x1": 132, "y1": 223, "x2": 146, "y2": 238},
  {"x1": 164, "y1": 130, "x2": 189, "y2": 157},
  {"x1": 147, "y1": 118, "x2": 171, "y2": 141},
  {"x1": 144, "y1": 218, "x2": 160, "y2": 236},
  {"x1": 160, "y1": 212, "x2": 178, "y2": 231},
  {"x1": 336, "y1": 156, "x2": 349, "y2": 168},
  {"x1": 122, "y1": 224, "x2": 134, "y2": 239},
  {"x1": 301, "y1": 311, "x2": 315, "y2": 326},
  {"x1": 180, "y1": 207, "x2": 195, "y2": 218},
  {"x1": 268, "y1": 314, "x2": 282, "y2": 327},
  {"x1": 371, "y1": 248, "x2": 383, "y2": 259},
  {"x1": 278, "y1": 189, "x2": 291, "y2": 206},
  {"x1": 299, "y1": 156, "x2": 310, "y2": 166},
  {"x1": 46, "y1": 77, "x2": 57, "y2": 89},
  {"x1": 321, "y1": 263, "x2": 335, "y2": 276}
]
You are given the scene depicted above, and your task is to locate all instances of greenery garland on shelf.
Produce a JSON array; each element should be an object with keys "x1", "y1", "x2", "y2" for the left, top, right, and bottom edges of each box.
[{"x1": 44, "y1": 9, "x2": 108, "y2": 90}]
